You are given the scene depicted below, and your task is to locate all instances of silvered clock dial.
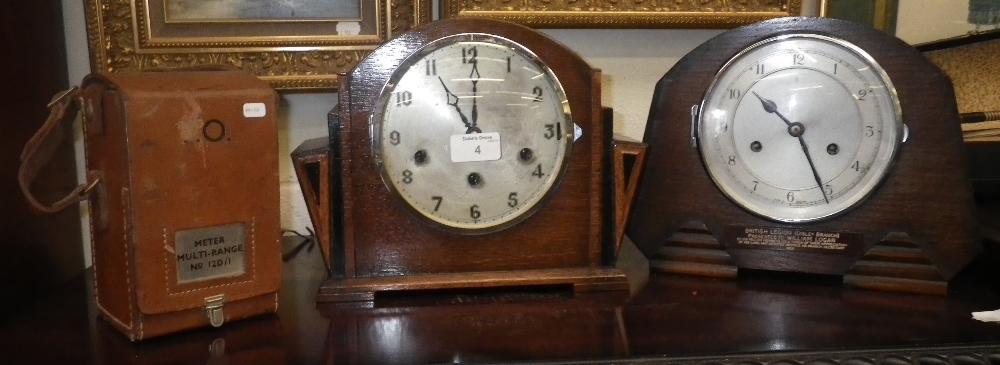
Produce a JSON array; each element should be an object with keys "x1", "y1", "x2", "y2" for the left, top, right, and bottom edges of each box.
[
  {"x1": 372, "y1": 34, "x2": 573, "y2": 233},
  {"x1": 698, "y1": 34, "x2": 904, "y2": 223}
]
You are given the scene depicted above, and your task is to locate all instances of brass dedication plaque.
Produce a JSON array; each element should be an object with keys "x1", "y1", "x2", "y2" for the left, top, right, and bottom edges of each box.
[
  {"x1": 725, "y1": 225, "x2": 863, "y2": 256},
  {"x1": 175, "y1": 223, "x2": 247, "y2": 283}
]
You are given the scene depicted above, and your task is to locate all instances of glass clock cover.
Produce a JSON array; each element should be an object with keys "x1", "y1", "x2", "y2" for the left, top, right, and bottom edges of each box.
[
  {"x1": 372, "y1": 34, "x2": 573, "y2": 233},
  {"x1": 698, "y1": 34, "x2": 904, "y2": 223}
]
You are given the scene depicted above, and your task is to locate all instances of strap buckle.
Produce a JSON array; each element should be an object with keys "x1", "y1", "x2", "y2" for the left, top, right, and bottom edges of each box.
[
  {"x1": 81, "y1": 173, "x2": 101, "y2": 197},
  {"x1": 47, "y1": 86, "x2": 79, "y2": 108}
]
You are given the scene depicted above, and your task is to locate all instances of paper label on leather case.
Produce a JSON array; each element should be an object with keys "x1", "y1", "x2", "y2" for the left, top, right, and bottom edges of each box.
[
  {"x1": 243, "y1": 103, "x2": 266, "y2": 118},
  {"x1": 724, "y1": 225, "x2": 863, "y2": 256},
  {"x1": 175, "y1": 223, "x2": 247, "y2": 284}
]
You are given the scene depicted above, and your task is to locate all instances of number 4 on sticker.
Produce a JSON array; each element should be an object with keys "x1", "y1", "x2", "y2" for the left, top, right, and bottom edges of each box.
[{"x1": 450, "y1": 132, "x2": 501, "y2": 162}]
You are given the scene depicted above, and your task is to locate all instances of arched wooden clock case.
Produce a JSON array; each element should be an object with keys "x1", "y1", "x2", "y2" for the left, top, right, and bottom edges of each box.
[
  {"x1": 628, "y1": 17, "x2": 980, "y2": 295},
  {"x1": 295, "y1": 18, "x2": 631, "y2": 302}
]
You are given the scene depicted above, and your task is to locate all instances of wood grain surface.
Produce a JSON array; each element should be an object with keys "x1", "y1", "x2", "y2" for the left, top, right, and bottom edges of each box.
[{"x1": 3, "y1": 234, "x2": 1000, "y2": 363}]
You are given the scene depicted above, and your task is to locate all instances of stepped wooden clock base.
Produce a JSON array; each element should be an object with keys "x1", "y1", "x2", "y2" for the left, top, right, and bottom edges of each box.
[
  {"x1": 843, "y1": 232, "x2": 948, "y2": 295},
  {"x1": 648, "y1": 221, "x2": 950, "y2": 296},
  {"x1": 648, "y1": 221, "x2": 737, "y2": 279},
  {"x1": 317, "y1": 268, "x2": 630, "y2": 303}
]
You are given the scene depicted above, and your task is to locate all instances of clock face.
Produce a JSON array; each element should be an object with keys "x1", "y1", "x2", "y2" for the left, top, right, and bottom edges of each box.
[
  {"x1": 372, "y1": 34, "x2": 573, "y2": 234},
  {"x1": 698, "y1": 34, "x2": 903, "y2": 223}
]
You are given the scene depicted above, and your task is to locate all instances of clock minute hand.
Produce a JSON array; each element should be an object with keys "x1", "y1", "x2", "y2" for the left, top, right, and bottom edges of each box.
[
  {"x1": 797, "y1": 136, "x2": 830, "y2": 204},
  {"x1": 438, "y1": 76, "x2": 475, "y2": 133},
  {"x1": 753, "y1": 91, "x2": 830, "y2": 204}
]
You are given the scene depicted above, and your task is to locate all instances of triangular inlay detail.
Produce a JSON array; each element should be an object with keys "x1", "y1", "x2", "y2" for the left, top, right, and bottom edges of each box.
[
  {"x1": 648, "y1": 221, "x2": 737, "y2": 278},
  {"x1": 844, "y1": 232, "x2": 947, "y2": 295}
]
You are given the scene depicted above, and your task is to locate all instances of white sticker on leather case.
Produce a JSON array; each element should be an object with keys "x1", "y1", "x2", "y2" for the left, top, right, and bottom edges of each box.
[{"x1": 243, "y1": 103, "x2": 266, "y2": 118}]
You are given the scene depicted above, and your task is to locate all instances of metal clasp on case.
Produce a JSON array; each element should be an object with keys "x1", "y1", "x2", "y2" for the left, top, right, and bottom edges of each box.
[{"x1": 204, "y1": 295, "x2": 226, "y2": 327}]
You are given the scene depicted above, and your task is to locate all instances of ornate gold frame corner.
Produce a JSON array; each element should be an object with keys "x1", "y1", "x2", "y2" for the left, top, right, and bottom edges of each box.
[
  {"x1": 84, "y1": 0, "x2": 432, "y2": 91},
  {"x1": 440, "y1": 0, "x2": 802, "y2": 29}
]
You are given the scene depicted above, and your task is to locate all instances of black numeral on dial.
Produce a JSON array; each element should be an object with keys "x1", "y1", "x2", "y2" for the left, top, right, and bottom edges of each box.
[
  {"x1": 463, "y1": 47, "x2": 477, "y2": 64},
  {"x1": 544, "y1": 123, "x2": 562, "y2": 140},
  {"x1": 508, "y1": 192, "x2": 518, "y2": 207},
  {"x1": 396, "y1": 91, "x2": 412, "y2": 106},
  {"x1": 793, "y1": 53, "x2": 805, "y2": 65},
  {"x1": 425, "y1": 59, "x2": 436, "y2": 76},
  {"x1": 532, "y1": 164, "x2": 544, "y2": 178},
  {"x1": 531, "y1": 87, "x2": 543, "y2": 102}
]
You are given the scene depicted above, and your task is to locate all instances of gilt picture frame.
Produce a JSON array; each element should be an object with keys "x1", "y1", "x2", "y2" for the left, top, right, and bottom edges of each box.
[
  {"x1": 84, "y1": 0, "x2": 432, "y2": 90},
  {"x1": 440, "y1": 0, "x2": 802, "y2": 29}
]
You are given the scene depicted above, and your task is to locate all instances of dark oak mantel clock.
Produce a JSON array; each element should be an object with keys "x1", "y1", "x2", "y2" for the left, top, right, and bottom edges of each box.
[
  {"x1": 629, "y1": 17, "x2": 980, "y2": 295},
  {"x1": 293, "y1": 18, "x2": 642, "y2": 302}
]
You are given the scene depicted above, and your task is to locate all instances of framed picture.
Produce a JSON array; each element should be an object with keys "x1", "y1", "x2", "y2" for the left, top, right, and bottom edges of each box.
[
  {"x1": 84, "y1": 0, "x2": 432, "y2": 90},
  {"x1": 824, "y1": 0, "x2": 898, "y2": 35},
  {"x1": 440, "y1": 0, "x2": 802, "y2": 29}
]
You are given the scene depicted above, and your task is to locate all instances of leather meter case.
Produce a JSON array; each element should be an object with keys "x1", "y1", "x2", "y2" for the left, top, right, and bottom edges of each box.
[{"x1": 19, "y1": 70, "x2": 282, "y2": 340}]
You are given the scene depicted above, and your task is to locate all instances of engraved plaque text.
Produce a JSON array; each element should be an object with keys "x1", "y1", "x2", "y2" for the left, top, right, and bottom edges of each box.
[
  {"x1": 725, "y1": 225, "x2": 863, "y2": 256},
  {"x1": 175, "y1": 223, "x2": 246, "y2": 284}
]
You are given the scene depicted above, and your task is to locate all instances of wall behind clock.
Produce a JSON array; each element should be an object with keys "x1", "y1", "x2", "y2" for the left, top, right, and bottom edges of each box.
[
  {"x1": 1, "y1": 0, "x2": 84, "y2": 315},
  {"x1": 64, "y1": 0, "x2": 946, "y2": 267}
]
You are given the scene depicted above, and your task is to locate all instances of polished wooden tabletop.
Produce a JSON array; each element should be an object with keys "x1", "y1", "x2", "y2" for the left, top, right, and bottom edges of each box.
[{"x1": 3, "y1": 232, "x2": 1000, "y2": 364}]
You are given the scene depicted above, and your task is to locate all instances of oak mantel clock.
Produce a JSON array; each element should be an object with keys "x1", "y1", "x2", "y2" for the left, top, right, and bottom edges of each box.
[
  {"x1": 628, "y1": 17, "x2": 980, "y2": 295},
  {"x1": 293, "y1": 18, "x2": 638, "y2": 302}
]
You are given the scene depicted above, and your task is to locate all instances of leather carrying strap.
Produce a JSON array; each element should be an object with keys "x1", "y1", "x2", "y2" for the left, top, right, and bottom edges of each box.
[{"x1": 19, "y1": 86, "x2": 102, "y2": 213}]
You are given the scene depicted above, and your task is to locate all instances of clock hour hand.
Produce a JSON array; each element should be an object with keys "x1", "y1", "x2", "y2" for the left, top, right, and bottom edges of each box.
[
  {"x1": 754, "y1": 91, "x2": 830, "y2": 204},
  {"x1": 438, "y1": 76, "x2": 478, "y2": 134},
  {"x1": 469, "y1": 61, "x2": 481, "y2": 133},
  {"x1": 753, "y1": 92, "x2": 793, "y2": 127}
]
